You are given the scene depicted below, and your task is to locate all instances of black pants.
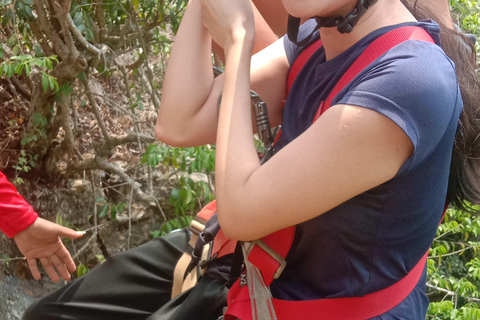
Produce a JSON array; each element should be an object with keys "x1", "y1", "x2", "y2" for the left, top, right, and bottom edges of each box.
[{"x1": 22, "y1": 229, "x2": 229, "y2": 320}]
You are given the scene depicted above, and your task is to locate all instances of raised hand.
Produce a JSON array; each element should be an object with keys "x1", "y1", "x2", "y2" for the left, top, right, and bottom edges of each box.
[
  {"x1": 200, "y1": 0, "x2": 255, "y2": 49},
  {"x1": 13, "y1": 218, "x2": 85, "y2": 282}
]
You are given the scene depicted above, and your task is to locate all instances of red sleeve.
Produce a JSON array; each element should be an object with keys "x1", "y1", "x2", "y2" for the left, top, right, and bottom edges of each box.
[{"x1": 0, "y1": 172, "x2": 38, "y2": 238}]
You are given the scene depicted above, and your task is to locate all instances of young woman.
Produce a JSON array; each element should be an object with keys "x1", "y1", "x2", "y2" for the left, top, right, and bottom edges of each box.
[
  {"x1": 23, "y1": 0, "x2": 480, "y2": 319},
  {"x1": 156, "y1": 0, "x2": 479, "y2": 318}
]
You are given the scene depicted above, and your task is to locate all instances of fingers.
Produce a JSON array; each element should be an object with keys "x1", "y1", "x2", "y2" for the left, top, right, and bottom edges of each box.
[
  {"x1": 56, "y1": 245, "x2": 77, "y2": 273},
  {"x1": 50, "y1": 254, "x2": 71, "y2": 281},
  {"x1": 56, "y1": 225, "x2": 86, "y2": 239},
  {"x1": 27, "y1": 258, "x2": 41, "y2": 280},
  {"x1": 40, "y1": 257, "x2": 60, "y2": 282}
]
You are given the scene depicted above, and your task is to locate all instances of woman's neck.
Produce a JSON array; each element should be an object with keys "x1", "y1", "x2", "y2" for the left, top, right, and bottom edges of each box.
[{"x1": 319, "y1": 0, "x2": 417, "y2": 61}]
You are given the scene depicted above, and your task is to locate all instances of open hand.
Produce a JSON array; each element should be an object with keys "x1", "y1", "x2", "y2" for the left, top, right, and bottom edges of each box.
[
  {"x1": 200, "y1": 0, "x2": 255, "y2": 49},
  {"x1": 14, "y1": 218, "x2": 85, "y2": 282}
]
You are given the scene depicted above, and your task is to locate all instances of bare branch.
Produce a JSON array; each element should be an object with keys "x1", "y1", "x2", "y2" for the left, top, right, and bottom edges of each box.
[
  {"x1": 66, "y1": 15, "x2": 105, "y2": 56},
  {"x1": 10, "y1": 76, "x2": 32, "y2": 100},
  {"x1": 53, "y1": 0, "x2": 78, "y2": 58},
  {"x1": 93, "y1": 0, "x2": 107, "y2": 42},
  {"x1": 107, "y1": 133, "x2": 155, "y2": 148},
  {"x1": 28, "y1": 20, "x2": 55, "y2": 57},
  {"x1": 426, "y1": 283, "x2": 480, "y2": 303},
  {"x1": 80, "y1": 77, "x2": 110, "y2": 141},
  {"x1": 33, "y1": 0, "x2": 69, "y2": 60},
  {"x1": 95, "y1": 156, "x2": 156, "y2": 204}
]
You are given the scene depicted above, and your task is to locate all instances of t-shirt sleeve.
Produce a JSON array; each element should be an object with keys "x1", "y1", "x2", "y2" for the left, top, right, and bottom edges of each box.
[
  {"x1": 0, "y1": 172, "x2": 38, "y2": 238},
  {"x1": 336, "y1": 40, "x2": 461, "y2": 172}
]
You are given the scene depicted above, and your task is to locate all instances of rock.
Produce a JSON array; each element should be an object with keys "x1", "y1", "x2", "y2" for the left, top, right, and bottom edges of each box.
[
  {"x1": 189, "y1": 172, "x2": 209, "y2": 184},
  {"x1": 68, "y1": 179, "x2": 92, "y2": 194},
  {"x1": 0, "y1": 276, "x2": 62, "y2": 320},
  {"x1": 113, "y1": 160, "x2": 128, "y2": 170},
  {"x1": 152, "y1": 170, "x2": 165, "y2": 181}
]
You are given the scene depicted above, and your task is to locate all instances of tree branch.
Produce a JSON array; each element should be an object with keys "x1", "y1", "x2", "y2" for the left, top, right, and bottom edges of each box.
[
  {"x1": 426, "y1": 283, "x2": 480, "y2": 303},
  {"x1": 33, "y1": 0, "x2": 69, "y2": 60},
  {"x1": 66, "y1": 14, "x2": 105, "y2": 57},
  {"x1": 107, "y1": 133, "x2": 155, "y2": 148},
  {"x1": 80, "y1": 77, "x2": 110, "y2": 141}
]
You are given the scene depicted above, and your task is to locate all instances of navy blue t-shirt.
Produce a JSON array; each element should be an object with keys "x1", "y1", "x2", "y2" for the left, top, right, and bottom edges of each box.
[{"x1": 270, "y1": 20, "x2": 463, "y2": 319}]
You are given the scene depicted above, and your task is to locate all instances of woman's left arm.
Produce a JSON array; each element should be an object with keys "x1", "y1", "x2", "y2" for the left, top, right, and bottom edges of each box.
[{"x1": 203, "y1": 0, "x2": 414, "y2": 241}]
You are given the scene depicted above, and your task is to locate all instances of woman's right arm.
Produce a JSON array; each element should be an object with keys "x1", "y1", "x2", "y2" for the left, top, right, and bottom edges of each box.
[
  {"x1": 155, "y1": 0, "x2": 217, "y2": 147},
  {"x1": 156, "y1": 0, "x2": 289, "y2": 147}
]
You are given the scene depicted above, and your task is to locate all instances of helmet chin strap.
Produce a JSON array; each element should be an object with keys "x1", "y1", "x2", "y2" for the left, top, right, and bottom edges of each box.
[{"x1": 287, "y1": 0, "x2": 379, "y2": 47}]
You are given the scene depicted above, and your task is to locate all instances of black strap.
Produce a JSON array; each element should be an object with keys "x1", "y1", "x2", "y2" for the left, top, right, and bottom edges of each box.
[
  {"x1": 226, "y1": 242, "x2": 244, "y2": 288},
  {"x1": 184, "y1": 213, "x2": 222, "y2": 280},
  {"x1": 287, "y1": 15, "x2": 328, "y2": 47},
  {"x1": 287, "y1": 0, "x2": 379, "y2": 46}
]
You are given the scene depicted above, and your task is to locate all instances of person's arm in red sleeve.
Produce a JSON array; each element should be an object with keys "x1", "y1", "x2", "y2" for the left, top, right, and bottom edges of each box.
[
  {"x1": 0, "y1": 171, "x2": 85, "y2": 281},
  {"x1": 0, "y1": 171, "x2": 38, "y2": 238}
]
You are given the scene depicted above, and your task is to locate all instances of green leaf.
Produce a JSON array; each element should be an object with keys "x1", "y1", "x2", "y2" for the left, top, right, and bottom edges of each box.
[
  {"x1": 1, "y1": 254, "x2": 11, "y2": 262},
  {"x1": 48, "y1": 76, "x2": 56, "y2": 90},
  {"x1": 99, "y1": 204, "x2": 110, "y2": 218},
  {"x1": 171, "y1": 189, "x2": 179, "y2": 200},
  {"x1": 77, "y1": 264, "x2": 89, "y2": 277},
  {"x1": 78, "y1": 72, "x2": 86, "y2": 82},
  {"x1": 73, "y1": 11, "x2": 83, "y2": 26},
  {"x1": 185, "y1": 189, "x2": 193, "y2": 205},
  {"x1": 133, "y1": 0, "x2": 139, "y2": 11},
  {"x1": 0, "y1": 0, "x2": 13, "y2": 7},
  {"x1": 24, "y1": 63, "x2": 31, "y2": 76},
  {"x1": 41, "y1": 75, "x2": 49, "y2": 92}
]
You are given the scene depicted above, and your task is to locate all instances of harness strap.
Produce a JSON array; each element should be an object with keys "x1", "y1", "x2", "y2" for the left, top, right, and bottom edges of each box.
[
  {"x1": 225, "y1": 26, "x2": 437, "y2": 320},
  {"x1": 171, "y1": 201, "x2": 217, "y2": 298},
  {"x1": 287, "y1": 39, "x2": 324, "y2": 92},
  {"x1": 317, "y1": 25, "x2": 435, "y2": 119}
]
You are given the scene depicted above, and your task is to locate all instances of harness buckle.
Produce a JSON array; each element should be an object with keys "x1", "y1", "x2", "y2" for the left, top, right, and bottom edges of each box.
[
  {"x1": 246, "y1": 240, "x2": 286, "y2": 280},
  {"x1": 189, "y1": 219, "x2": 206, "y2": 236},
  {"x1": 200, "y1": 242, "x2": 215, "y2": 269}
]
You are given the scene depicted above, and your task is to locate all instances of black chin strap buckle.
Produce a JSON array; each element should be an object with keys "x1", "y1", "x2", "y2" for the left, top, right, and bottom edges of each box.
[{"x1": 335, "y1": 0, "x2": 370, "y2": 34}]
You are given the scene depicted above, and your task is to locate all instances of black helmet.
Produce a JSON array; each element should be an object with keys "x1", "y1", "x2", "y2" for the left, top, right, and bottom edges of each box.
[{"x1": 287, "y1": 0, "x2": 379, "y2": 47}]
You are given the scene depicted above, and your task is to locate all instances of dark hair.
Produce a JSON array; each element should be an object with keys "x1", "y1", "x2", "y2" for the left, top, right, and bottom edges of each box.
[{"x1": 400, "y1": 0, "x2": 480, "y2": 211}]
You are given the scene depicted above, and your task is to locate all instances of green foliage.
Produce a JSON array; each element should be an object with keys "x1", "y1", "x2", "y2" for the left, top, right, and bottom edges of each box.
[
  {"x1": 0, "y1": 254, "x2": 11, "y2": 267},
  {"x1": 168, "y1": 176, "x2": 214, "y2": 216},
  {"x1": 143, "y1": 143, "x2": 215, "y2": 231},
  {"x1": 450, "y1": 0, "x2": 480, "y2": 52},
  {"x1": 151, "y1": 215, "x2": 193, "y2": 237},
  {"x1": 11, "y1": 112, "x2": 48, "y2": 185},
  {"x1": 95, "y1": 197, "x2": 126, "y2": 221},
  {"x1": 427, "y1": 206, "x2": 480, "y2": 319},
  {"x1": 142, "y1": 144, "x2": 216, "y2": 174},
  {"x1": 428, "y1": 301, "x2": 480, "y2": 320},
  {"x1": 0, "y1": 55, "x2": 59, "y2": 92}
]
